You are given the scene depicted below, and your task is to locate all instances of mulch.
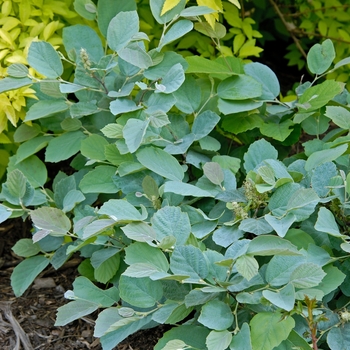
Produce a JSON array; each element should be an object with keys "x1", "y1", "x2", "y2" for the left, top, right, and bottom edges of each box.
[{"x1": 0, "y1": 219, "x2": 170, "y2": 350}]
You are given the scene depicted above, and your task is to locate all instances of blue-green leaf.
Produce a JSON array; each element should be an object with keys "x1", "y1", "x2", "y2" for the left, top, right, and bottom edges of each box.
[
  {"x1": 11, "y1": 255, "x2": 50, "y2": 297},
  {"x1": 27, "y1": 41, "x2": 63, "y2": 78},
  {"x1": 136, "y1": 146, "x2": 184, "y2": 181},
  {"x1": 107, "y1": 11, "x2": 139, "y2": 52}
]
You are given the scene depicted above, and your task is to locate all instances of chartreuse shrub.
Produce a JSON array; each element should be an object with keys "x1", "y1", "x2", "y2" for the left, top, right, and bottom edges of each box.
[{"x1": 2, "y1": 1, "x2": 350, "y2": 349}]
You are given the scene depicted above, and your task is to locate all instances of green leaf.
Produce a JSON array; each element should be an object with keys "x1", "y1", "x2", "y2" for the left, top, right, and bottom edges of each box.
[
  {"x1": 325, "y1": 106, "x2": 350, "y2": 129},
  {"x1": 185, "y1": 56, "x2": 241, "y2": 78},
  {"x1": 247, "y1": 235, "x2": 300, "y2": 256},
  {"x1": 136, "y1": 146, "x2": 184, "y2": 181},
  {"x1": 109, "y1": 98, "x2": 142, "y2": 116},
  {"x1": 8, "y1": 155, "x2": 47, "y2": 188},
  {"x1": 290, "y1": 263, "x2": 326, "y2": 288},
  {"x1": 12, "y1": 238, "x2": 41, "y2": 258},
  {"x1": 173, "y1": 75, "x2": 201, "y2": 114},
  {"x1": 83, "y1": 219, "x2": 116, "y2": 239},
  {"x1": 314, "y1": 207, "x2": 342, "y2": 237},
  {"x1": 25, "y1": 100, "x2": 68, "y2": 122},
  {"x1": 118, "y1": 43, "x2": 153, "y2": 69},
  {"x1": 0, "y1": 77, "x2": 32, "y2": 93},
  {"x1": 94, "y1": 253, "x2": 120, "y2": 283},
  {"x1": 260, "y1": 119, "x2": 294, "y2": 142},
  {"x1": 250, "y1": 313, "x2": 295, "y2": 350},
  {"x1": 311, "y1": 162, "x2": 337, "y2": 197},
  {"x1": 235, "y1": 255, "x2": 259, "y2": 281},
  {"x1": 5, "y1": 169, "x2": 28, "y2": 200},
  {"x1": 119, "y1": 275, "x2": 163, "y2": 308},
  {"x1": 27, "y1": 41, "x2": 63, "y2": 78},
  {"x1": 198, "y1": 300, "x2": 234, "y2": 331},
  {"x1": 222, "y1": 113, "x2": 263, "y2": 133},
  {"x1": 244, "y1": 62, "x2": 280, "y2": 99},
  {"x1": 11, "y1": 255, "x2": 50, "y2": 297},
  {"x1": 97, "y1": 0, "x2": 137, "y2": 37},
  {"x1": 170, "y1": 245, "x2": 208, "y2": 283},
  {"x1": 123, "y1": 119, "x2": 149, "y2": 153},
  {"x1": 72, "y1": 276, "x2": 119, "y2": 307},
  {"x1": 151, "y1": 206, "x2": 191, "y2": 245},
  {"x1": 63, "y1": 25, "x2": 104, "y2": 63},
  {"x1": 327, "y1": 319, "x2": 350, "y2": 349},
  {"x1": 192, "y1": 110, "x2": 220, "y2": 141},
  {"x1": 265, "y1": 255, "x2": 305, "y2": 287},
  {"x1": 203, "y1": 162, "x2": 224, "y2": 186},
  {"x1": 239, "y1": 218, "x2": 273, "y2": 235},
  {"x1": 262, "y1": 283, "x2": 295, "y2": 311},
  {"x1": 318, "y1": 265, "x2": 345, "y2": 296},
  {"x1": 70, "y1": 101, "x2": 99, "y2": 117},
  {"x1": 218, "y1": 98, "x2": 263, "y2": 115},
  {"x1": 0, "y1": 204, "x2": 12, "y2": 224},
  {"x1": 206, "y1": 330, "x2": 232, "y2": 350},
  {"x1": 158, "y1": 63, "x2": 185, "y2": 94},
  {"x1": 218, "y1": 75, "x2": 262, "y2": 100},
  {"x1": 298, "y1": 80, "x2": 344, "y2": 112},
  {"x1": 74, "y1": 0, "x2": 97, "y2": 20},
  {"x1": 55, "y1": 300, "x2": 98, "y2": 326},
  {"x1": 81, "y1": 134, "x2": 108, "y2": 161},
  {"x1": 31, "y1": 207, "x2": 71, "y2": 235},
  {"x1": 180, "y1": 6, "x2": 215, "y2": 17},
  {"x1": 13, "y1": 123, "x2": 41, "y2": 143},
  {"x1": 159, "y1": 20, "x2": 193, "y2": 50},
  {"x1": 305, "y1": 144, "x2": 348, "y2": 171},
  {"x1": 230, "y1": 323, "x2": 252, "y2": 350},
  {"x1": 264, "y1": 213, "x2": 296, "y2": 238},
  {"x1": 80, "y1": 166, "x2": 118, "y2": 194},
  {"x1": 244, "y1": 139, "x2": 278, "y2": 173},
  {"x1": 150, "y1": 0, "x2": 186, "y2": 24},
  {"x1": 163, "y1": 181, "x2": 214, "y2": 198},
  {"x1": 307, "y1": 39, "x2": 335, "y2": 75},
  {"x1": 124, "y1": 242, "x2": 169, "y2": 272},
  {"x1": 45, "y1": 131, "x2": 86, "y2": 163},
  {"x1": 98, "y1": 199, "x2": 145, "y2": 221},
  {"x1": 107, "y1": 11, "x2": 139, "y2": 52},
  {"x1": 199, "y1": 136, "x2": 221, "y2": 151},
  {"x1": 7, "y1": 63, "x2": 29, "y2": 78},
  {"x1": 122, "y1": 222, "x2": 157, "y2": 244},
  {"x1": 16, "y1": 136, "x2": 53, "y2": 163}
]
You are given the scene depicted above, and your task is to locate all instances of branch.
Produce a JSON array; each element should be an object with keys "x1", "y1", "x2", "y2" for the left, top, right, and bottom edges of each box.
[{"x1": 269, "y1": 0, "x2": 307, "y2": 59}]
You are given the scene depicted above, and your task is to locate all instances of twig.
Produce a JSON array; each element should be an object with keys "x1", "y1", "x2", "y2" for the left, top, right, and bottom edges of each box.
[{"x1": 269, "y1": 0, "x2": 307, "y2": 59}]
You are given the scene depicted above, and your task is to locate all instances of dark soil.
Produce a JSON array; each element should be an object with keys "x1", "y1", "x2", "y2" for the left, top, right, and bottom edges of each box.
[{"x1": 0, "y1": 219, "x2": 170, "y2": 350}]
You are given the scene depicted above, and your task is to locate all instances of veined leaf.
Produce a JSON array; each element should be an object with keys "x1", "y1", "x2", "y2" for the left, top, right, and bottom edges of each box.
[
  {"x1": 27, "y1": 41, "x2": 63, "y2": 78},
  {"x1": 0, "y1": 77, "x2": 32, "y2": 93},
  {"x1": 250, "y1": 312, "x2": 295, "y2": 350},
  {"x1": 107, "y1": 11, "x2": 139, "y2": 52},
  {"x1": 119, "y1": 275, "x2": 163, "y2": 308},
  {"x1": 159, "y1": 20, "x2": 193, "y2": 49},
  {"x1": 206, "y1": 330, "x2": 232, "y2": 350},
  {"x1": 136, "y1": 146, "x2": 184, "y2": 181},
  {"x1": 11, "y1": 255, "x2": 50, "y2": 297},
  {"x1": 198, "y1": 300, "x2": 234, "y2": 331},
  {"x1": 55, "y1": 300, "x2": 98, "y2": 326},
  {"x1": 31, "y1": 207, "x2": 71, "y2": 235},
  {"x1": 25, "y1": 100, "x2": 68, "y2": 122}
]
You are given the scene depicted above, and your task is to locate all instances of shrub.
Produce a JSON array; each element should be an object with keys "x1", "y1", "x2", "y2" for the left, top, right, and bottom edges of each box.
[{"x1": 1, "y1": 1, "x2": 350, "y2": 349}]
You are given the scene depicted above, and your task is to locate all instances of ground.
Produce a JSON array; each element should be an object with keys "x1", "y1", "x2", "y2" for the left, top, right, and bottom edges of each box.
[{"x1": 0, "y1": 219, "x2": 169, "y2": 350}]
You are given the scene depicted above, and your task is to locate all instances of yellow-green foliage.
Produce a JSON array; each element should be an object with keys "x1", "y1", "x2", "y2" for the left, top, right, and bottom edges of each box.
[
  {"x1": 0, "y1": 0, "x2": 93, "y2": 135},
  {"x1": 139, "y1": 0, "x2": 263, "y2": 59}
]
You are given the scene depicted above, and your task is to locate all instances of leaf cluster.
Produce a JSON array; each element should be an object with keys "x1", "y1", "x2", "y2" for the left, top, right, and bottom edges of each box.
[{"x1": 2, "y1": 2, "x2": 350, "y2": 350}]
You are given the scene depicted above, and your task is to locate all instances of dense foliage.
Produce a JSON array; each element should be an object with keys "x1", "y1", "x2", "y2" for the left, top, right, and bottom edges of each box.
[{"x1": 2, "y1": 1, "x2": 350, "y2": 349}]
